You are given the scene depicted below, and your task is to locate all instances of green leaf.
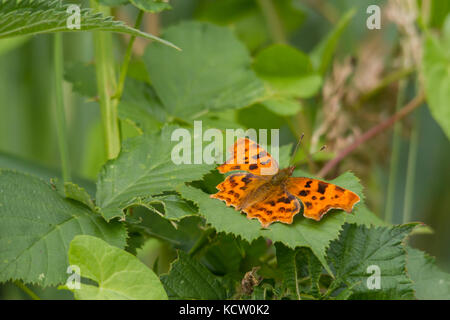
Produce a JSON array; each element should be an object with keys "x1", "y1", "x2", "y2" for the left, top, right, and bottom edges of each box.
[
  {"x1": 147, "y1": 194, "x2": 198, "y2": 221},
  {"x1": 99, "y1": 0, "x2": 129, "y2": 6},
  {"x1": 0, "y1": 151, "x2": 96, "y2": 195},
  {"x1": 118, "y1": 78, "x2": 167, "y2": 134},
  {"x1": 0, "y1": 0, "x2": 179, "y2": 50},
  {"x1": 133, "y1": 209, "x2": 205, "y2": 252},
  {"x1": 0, "y1": 35, "x2": 29, "y2": 56},
  {"x1": 262, "y1": 97, "x2": 302, "y2": 116},
  {"x1": 143, "y1": 21, "x2": 264, "y2": 119},
  {"x1": 406, "y1": 246, "x2": 450, "y2": 300},
  {"x1": 296, "y1": 247, "x2": 323, "y2": 297},
  {"x1": 428, "y1": 0, "x2": 450, "y2": 28},
  {"x1": 201, "y1": 234, "x2": 243, "y2": 274},
  {"x1": 326, "y1": 223, "x2": 416, "y2": 299},
  {"x1": 177, "y1": 171, "x2": 365, "y2": 274},
  {"x1": 64, "y1": 61, "x2": 97, "y2": 98},
  {"x1": 130, "y1": 0, "x2": 172, "y2": 13},
  {"x1": 275, "y1": 243, "x2": 301, "y2": 299},
  {"x1": 310, "y1": 9, "x2": 356, "y2": 75},
  {"x1": 196, "y1": 0, "x2": 305, "y2": 51},
  {"x1": 253, "y1": 44, "x2": 322, "y2": 98},
  {"x1": 161, "y1": 250, "x2": 227, "y2": 299},
  {"x1": 96, "y1": 126, "x2": 214, "y2": 221},
  {"x1": 64, "y1": 182, "x2": 96, "y2": 212},
  {"x1": 64, "y1": 235, "x2": 167, "y2": 300},
  {"x1": 422, "y1": 28, "x2": 450, "y2": 140},
  {"x1": 0, "y1": 170, "x2": 126, "y2": 286}
]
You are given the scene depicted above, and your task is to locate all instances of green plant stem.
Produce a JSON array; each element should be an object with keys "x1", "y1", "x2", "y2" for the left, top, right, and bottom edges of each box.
[
  {"x1": 53, "y1": 32, "x2": 71, "y2": 183},
  {"x1": 256, "y1": 0, "x2": 287, "y2": 43},
  {"x1": 90, "y1": 1, "x2": 120, "y2": 160},
  {"x1": 402, "y1": 111, "x2": 420, "y2": 223},
  {"x1": 113, "y1": 10, "x2": 144, "y2": 102},
  {"x1": 384, "y1": 80, "x2": 407, "y2": 224},
  {"x1": 188, "y1": 228, "x2": 214, "y2": 257},
  {"x1": 13, "y1": 281, "x2": 40, "y2": 300}
]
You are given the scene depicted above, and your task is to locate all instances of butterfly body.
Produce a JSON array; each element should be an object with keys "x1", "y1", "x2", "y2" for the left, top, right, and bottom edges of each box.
[{"x1": 211, "y1": 138, "x2": 360, "y2": 228}]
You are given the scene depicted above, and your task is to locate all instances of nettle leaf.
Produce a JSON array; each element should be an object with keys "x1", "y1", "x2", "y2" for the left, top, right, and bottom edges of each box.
[
  {"x1": 161, "y1": 250, "x2": 227, "y2": 299},
  {"x1": 178, "y1": 171, "x2": 370, "y2": 274},
  {"x1": 64, "y1": 235, "x2": 167, "y2": 300},
  {"x1": 253, "y1": 44, "x2": 322, "y2": 98},
  {"x1": 147, "y1": 194, "x2": 198, "y2": 221},
  {"x1": 201, "y1": 234, "x2": 244, "y2": 275},
  {"x1": 96, "y1": 126, "x2": 214, "y2": 221},
  {"x1": 422, "y1": 20, "x2": 450, "y2": 140},
  {"x1": 0, "y1": 170, "x2": 126, "y2": 286},
  {"x1": 326, "y1": 223, "x2": 416, "y2": 300},
  {"x1": 261, "y1": 97, "x2": 302, "y2": 116},
  {"x1": 406, "y1": 246, "x2": 450, "y2": 300},
  {"x1": 132, "y1": 208, "x2": 205, "y2": 252},
  {"x1": 143, "y1": 21, "x2": 264, "y2": 119},
  {"x1": 64, "y1": 182, "x2": 96, "y2": 212},
  {"x1": 310, "y1": 8, "x2": 356, "y2": 75},
  {"x1": 0, "y1": 0, "x2": 178, "y2": 50},
  {"x1": 130, "y1": 0, "x2": 172, "y2": 13},
  {"x1": 275, "y1": 244, "x2": 323, "y2": 299},
  {"x1": 275, "y1": 243, "x2": 301, "y2": 299},
  {"x1": 118, "y1": 78, "x2": 167, "y2": 134}
]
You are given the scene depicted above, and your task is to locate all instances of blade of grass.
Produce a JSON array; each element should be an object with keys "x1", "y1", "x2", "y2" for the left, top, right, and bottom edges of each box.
[
  {"x1": 384, "y1": 80, "x2": 407, "y2": 223},
  {"x1": 402, "y1": 110, "x2": 420, "y2": 223},
  {"x1": 53, "y1": 32, "x2": 71, "y2": 182}
]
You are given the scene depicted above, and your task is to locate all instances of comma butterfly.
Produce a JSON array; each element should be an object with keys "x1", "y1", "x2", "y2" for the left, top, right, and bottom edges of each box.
[{"x1": 210, "y1": 138, "x2": 360, "y2": 228}]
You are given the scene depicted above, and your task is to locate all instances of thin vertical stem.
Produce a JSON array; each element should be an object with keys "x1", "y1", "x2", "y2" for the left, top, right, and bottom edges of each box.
[
  {"x1": 256, "y1": 0, "x2": 287, "y2": 43},
  {"x1": 53, "y1": 33, "x2": 71, "y2": 183},
  {"x1": 384, "y1": 80, "x2": 407, "y2": 223},
  {"x1": 90, "y1": 1, "x2": 120, "y2": 160},
  {"x1": 402, "y1": 111, "x2": 420, "y2": 223},
  {"x1": 114, "y1": 10, "x2": 144, "y2": 102}
]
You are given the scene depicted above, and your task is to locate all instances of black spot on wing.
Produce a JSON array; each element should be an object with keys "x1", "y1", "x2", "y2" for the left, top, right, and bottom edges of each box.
[
  {"x1": 317, "y1": 182, "x2": 328, "y2": 194},
  {"x1": 299, "y1": 190, "x2": 309, "y2": 197},
  {"x1": 277, "y1": 194, "x2": 295, "y2": 204},
  {"x1": 242, "y1": 175, "x2": 253, "y2": 184},
  {"x1": 252, "y1": 151, "x2": 267, "y2": 159},
  {"x1": 249, "y1": 164, "x2": 258, "y2": 170},
  {"x1": 304, "y1": 180, "x2": 312, "y2": 188}
]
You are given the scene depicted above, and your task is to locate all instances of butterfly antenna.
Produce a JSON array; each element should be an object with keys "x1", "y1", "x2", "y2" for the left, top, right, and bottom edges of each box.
[
  {"x1": 311, "y1": 145, "x2": 327, "y2": 156},
  {"x1": 289, "y1": 133, "x2": 304, "y2": 167}
]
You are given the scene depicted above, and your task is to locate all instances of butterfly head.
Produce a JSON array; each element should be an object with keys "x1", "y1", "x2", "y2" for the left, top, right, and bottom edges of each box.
[
  {"x1": 271, "y1": 165, "x2": 296, "y2": 184},
  {"x1": 287, "y1": 165, "x2": 296, "y2": 176}
]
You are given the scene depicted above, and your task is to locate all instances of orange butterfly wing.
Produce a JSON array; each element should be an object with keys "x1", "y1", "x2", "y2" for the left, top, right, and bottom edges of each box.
[
  {"x1": 243, "y1": 187, "x2": 300, "y2": 228},
  {"x1": 286, "y1": 177, "x2": 360, "y2": 221},
  {"x1": 217, "y1": 138, "x2": 278, "y2": 176},
  {"x1": 210, "y1": 172, "x2": 266, "y2": 210}
]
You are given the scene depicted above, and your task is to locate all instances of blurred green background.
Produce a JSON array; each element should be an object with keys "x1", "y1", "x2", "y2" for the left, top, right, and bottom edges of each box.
[{"x1": 0, "y1": 0, "x2": 449, "y2": 299}]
